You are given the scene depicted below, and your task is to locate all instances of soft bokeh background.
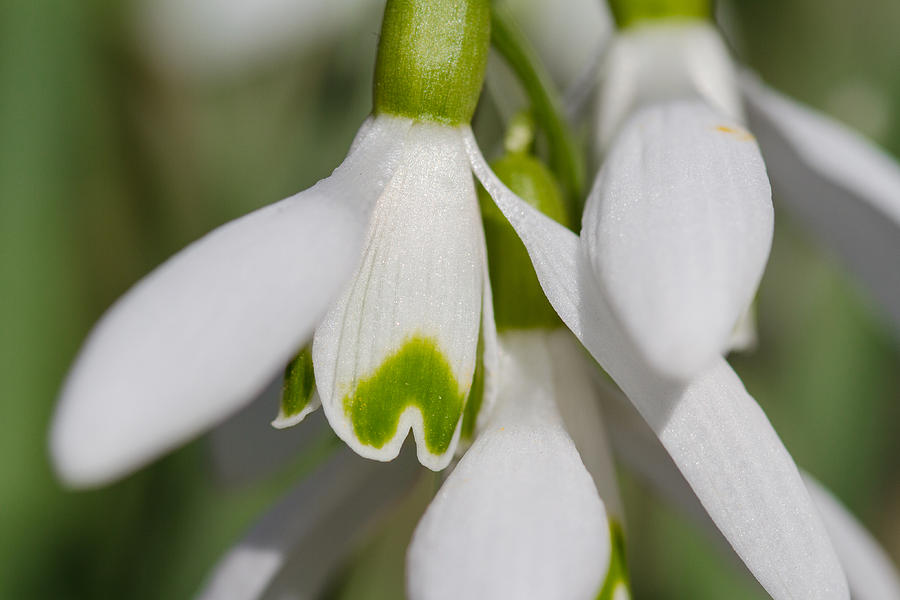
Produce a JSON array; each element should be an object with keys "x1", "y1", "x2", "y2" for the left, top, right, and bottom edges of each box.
[{"x1": 1, "y1": 0, "x2": 897, "y2": 598}]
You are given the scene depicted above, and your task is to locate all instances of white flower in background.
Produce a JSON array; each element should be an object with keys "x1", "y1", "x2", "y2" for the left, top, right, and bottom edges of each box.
[
  {"x1": 592, "y1": 2, "x2": 900, "y2": 377},
  {"x1": 50, "y1": 0, "x2": 500, "y2": 485},
  {"x1": 135, "y1": 0, "x2": 379, "y2": 78},
  {"x1": 741, "y1": 75, "x2": 900, "y2": 335}
]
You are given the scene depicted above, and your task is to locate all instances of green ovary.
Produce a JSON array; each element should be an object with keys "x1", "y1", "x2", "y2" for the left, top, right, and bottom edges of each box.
[
  {"x1": 597, "y1": 520, "x2": 631, "y2": 600},
  {"x1": 342, "y1": 336, "x2": 468, "y2": 455}
]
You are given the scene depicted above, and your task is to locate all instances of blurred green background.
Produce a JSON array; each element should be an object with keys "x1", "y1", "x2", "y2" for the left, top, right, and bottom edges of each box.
[{"x1": 1, "y1": 0, "x2": 897, "y2": 598}]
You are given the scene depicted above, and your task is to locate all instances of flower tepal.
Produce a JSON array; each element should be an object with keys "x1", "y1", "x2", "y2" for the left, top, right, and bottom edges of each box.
[{"x1": 312, "y1": 0, "x2": 494, "y2": 469}]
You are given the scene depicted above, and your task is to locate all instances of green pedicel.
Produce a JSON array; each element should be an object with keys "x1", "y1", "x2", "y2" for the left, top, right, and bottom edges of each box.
[
  {"x1": 608, "y1": 0, "x2": 711, "y2": 29},
  {"x1": 374, "y1": 0, "x2": 490, "y2": 125},
  {"x1": 597, "y1": 520, "x2": 631, "y2": 600},
  {"x1": 342, "y1": 336, "x2": 467, "y2": 455},
  {"x1": 281, "y1": 347, "x2": 315, "y2": 419}
]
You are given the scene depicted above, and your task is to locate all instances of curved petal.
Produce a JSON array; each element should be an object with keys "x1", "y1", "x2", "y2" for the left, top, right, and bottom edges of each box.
[
  {"x1": 407, "y1": 331, "x2": 610, "y2": 600},
  {"x1": 466, "y1": 132, "x2": 848, "y2": 599},
  {"x1": 583, "y1": 101, "x2": 773, "y2": 379},
  {"x1": 803, "y1": 475, "x2": 900, "y2": 600},
  {"x1": 50, "y1": 115, "x2": 413, "y2": 488},
  {"x1": 315, "y1": 123, "x2": 484, "y2": 471},
  {"x1": 197, "y1": 448, "x2": 421, "y2": 600},
  {"x1": 600, "y1": 384, "x2": 900, "y2": 600},
  {"x1": 742, "y1": 73, "x2": 900, "y2": 334}
]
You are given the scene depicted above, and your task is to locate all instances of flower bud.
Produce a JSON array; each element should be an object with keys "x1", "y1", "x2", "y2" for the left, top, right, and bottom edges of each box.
[{"x1": 374, "y1": 0, "x2": 490, "y2": 125}]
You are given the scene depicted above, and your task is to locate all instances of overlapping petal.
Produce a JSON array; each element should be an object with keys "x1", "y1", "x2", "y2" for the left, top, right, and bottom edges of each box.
[
  {"x1": 546, "y1": 329, "x2": 623, "y2": 520},
  {"x1": 407, "y1": 330, "x2": 610, "y2": 600},
  {"x1": 582, "y1": 101, "x2": 773, "y2": 379},
  {"x1": 467, "y1": 132, "x2": 848, "y2": 599},
  {"x1": 314, "y1": 123, "x2": 484, "y2": 471},
  {"x1": 50, "y1": 115, "x2": 412, "y2": 488},
  {"x1": 742, "y1": 73, "x2": 900, "y2": 334}
]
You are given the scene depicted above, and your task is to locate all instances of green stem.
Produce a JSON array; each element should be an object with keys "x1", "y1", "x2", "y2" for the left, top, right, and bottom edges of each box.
[{"x1": 489, "y1": 2, "x2": 585, "y2": 223}]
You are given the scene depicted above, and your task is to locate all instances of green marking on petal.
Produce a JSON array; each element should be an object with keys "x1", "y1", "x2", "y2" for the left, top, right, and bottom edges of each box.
[
  {"x1": 281, "y1": 346, "x2": 315, "y2": 418},
  {"x1": 597, "y1": 520, "x2": 631, "y2": 600},
  {"x1": 342, "y1": 336, "x2": 467, "y2": 456},
  {"x1": 607, "y1": 0, "x2": 712, "y2": 29},
  {"x1": 460, "y1": 324, "x2": 485, "y2": 441}
]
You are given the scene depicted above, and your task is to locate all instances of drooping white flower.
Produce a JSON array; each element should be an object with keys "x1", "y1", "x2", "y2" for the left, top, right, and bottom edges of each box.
[
  {"x1": 467, "y1": 132, "x2": 850, "y2": 598},
  {"x1": 589, "y1": 9, "x2": 900, "y2": 379},
  {"x1": 50, "y1": 0, "x2": 502, "y2": 485}
]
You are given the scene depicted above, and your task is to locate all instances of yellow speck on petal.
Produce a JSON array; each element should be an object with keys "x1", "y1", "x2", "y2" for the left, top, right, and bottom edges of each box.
[{"x1": 714, "y1": 125, "x2": 755, "y2": 141}]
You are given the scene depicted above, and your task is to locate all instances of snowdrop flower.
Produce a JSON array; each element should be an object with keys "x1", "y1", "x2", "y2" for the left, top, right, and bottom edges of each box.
[
  {"x1": 50, "y1": 0, "x2": 502, "y2": 485},
  {"x1": 466, "y1": 106, "x2": 849, "y2": 600},
  {"x1": 591, "y1": 0, "x2": 900, "y2": 378}
]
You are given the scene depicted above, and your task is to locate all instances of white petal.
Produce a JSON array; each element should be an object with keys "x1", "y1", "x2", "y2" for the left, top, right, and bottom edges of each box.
[
  {"x1": 601, "y1": 384, "x2": 900, "y2": 600},
  {"x1": 742, "y1": 73, "x2": 900, "y2": 334},
  {"x1": 803, "y1": 475, "x2": 900, "y2": 600},
  {"x1": 315, "y1": 123, "x2": 484, "y2": 470},
  {"x1": 50, "y1": 115, "x2": 412, "y2": 488},
  {"x1": 407, "y1": 331, "x2": 610, "y2": 600},
  {"x1": 582, "y1": 101, "x2": 773, "y2": 379},
  {"x1": 466, "y1": 133, "x2": 848, "y2": 599},
  {"x1": 596, "y1": 22, "x2": 741, "y2": 152},
  {"x1": 198, "y1": 448, "x2": 421, "y2": 600},
  {"x1": 546, "y1": 329, "x2": 623, "y2": 521}
]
